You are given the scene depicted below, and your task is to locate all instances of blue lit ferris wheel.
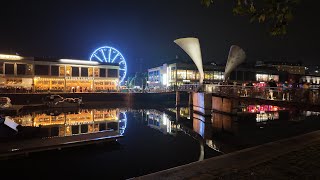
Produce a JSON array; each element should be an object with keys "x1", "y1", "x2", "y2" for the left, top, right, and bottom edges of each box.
[{"x1": 90, "y1": 46, "x2": 127, "y2": 84}]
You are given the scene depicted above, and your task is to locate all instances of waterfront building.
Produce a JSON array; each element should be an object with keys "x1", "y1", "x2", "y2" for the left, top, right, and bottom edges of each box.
[
  {"x1": 147, "y1": 59, "x2": 224, "y2": 90},
  {"x1": 256, "y1": 61, "x2": 306, "y2": 75},
  {"x1": 0, "y1": 54, "x2": 119, "y2": 93},
  {"x1": 147, "y1": 58, "x2": 283, "y2": 90}
]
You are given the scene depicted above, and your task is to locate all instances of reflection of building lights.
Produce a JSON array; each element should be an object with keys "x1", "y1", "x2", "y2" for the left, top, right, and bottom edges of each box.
[{"x1": 247, "y1": 105, "x2": 283, "y2": 113}]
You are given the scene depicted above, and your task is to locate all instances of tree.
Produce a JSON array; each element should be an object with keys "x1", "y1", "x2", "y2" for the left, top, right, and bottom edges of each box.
[{"x1": 201, "y1": 0, "x2": 301, "y2": 36}]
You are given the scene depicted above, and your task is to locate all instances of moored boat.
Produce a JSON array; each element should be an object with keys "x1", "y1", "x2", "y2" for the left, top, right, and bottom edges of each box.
[{"x1": 43, "y1": 95, "x2": 83, "y2": 108}]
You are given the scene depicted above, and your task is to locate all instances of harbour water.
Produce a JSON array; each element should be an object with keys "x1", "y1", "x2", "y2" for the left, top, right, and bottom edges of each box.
[{"x1": 1, "y1": 103, "x2": 320, "y2": 179}]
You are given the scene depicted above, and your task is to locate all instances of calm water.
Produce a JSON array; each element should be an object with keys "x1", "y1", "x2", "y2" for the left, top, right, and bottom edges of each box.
[{"x1": 1, "y1": 104, "x2": 320, "y2": 179}]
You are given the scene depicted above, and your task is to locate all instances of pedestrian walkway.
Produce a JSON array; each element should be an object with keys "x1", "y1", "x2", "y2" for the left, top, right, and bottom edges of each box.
[{"x1": 136, "y1": 130, "x2": 320, "y2": 179}]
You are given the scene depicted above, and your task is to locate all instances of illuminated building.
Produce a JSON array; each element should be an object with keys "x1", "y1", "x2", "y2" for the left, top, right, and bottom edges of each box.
[
  {"x1": 147, "y1": 59, "x2": 224, "y2": 90},
  {"x1": 0, "y1": 54, "x2": 119, "y2": 92},
  {"x1": 147, "y1": 59, "x2": 286, "y2": 90},
  {"x1": 256, "y1": 61, "x2": 305, "y2": 75}
]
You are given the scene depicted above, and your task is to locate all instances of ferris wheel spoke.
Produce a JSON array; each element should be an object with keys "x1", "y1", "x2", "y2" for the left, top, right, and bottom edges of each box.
[
  {"x1": 100, "y1": 49, "x2": 107, "y2": 62},
  {"x1": 108, "y1": 49, "x2": 111, "y2": 62},
  {"x1": 111, "y1": 53, "x2": 120, "y2": 63},
  {"x1": 90, "y1": 46, "x2": 127, "y2": 84},
  {"x1": 93, "y1": 53, "x2": 103, "y2": 62}
]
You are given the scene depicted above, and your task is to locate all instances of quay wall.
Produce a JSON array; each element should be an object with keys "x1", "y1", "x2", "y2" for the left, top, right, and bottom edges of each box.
[{"x1": 3, "y1": 92, "x2": 188, "y2": 106}]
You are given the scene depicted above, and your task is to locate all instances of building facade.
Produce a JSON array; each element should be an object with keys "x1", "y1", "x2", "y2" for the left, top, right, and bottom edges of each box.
[
  {"x1": 0, "y1": 54, "x2": 119, "y2": 93},
  {"x1": 147, "y1": 59, "x2": 284, "y2": 90}
]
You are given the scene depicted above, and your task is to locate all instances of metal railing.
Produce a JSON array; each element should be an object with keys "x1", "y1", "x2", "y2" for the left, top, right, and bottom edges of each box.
[{"x1": 209, "y1": 85, "x2": 320, "y2": 105}]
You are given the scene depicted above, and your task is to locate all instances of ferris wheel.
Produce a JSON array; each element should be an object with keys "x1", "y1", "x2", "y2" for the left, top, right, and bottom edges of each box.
[{"x1": 90, "y1": 46, "x2": 127, "y2": 84}]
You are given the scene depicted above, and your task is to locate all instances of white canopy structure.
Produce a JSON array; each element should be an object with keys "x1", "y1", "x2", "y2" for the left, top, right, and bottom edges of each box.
[
  {"x1": 174, "y1": 37, "x2": 204, "y2": 84},
  {"x1": 224, "y1": 45, "x2": 246, "y2": 81}
]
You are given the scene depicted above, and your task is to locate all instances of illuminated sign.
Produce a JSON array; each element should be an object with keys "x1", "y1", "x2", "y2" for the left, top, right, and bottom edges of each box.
[{"x1": 0, "y1": 54, "x2": 23, "y2": 60}]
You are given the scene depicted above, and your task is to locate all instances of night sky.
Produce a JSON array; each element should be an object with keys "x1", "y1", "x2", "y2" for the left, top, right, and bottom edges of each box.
[{"x1": 0, "y1": 0, "x2": 319, "y2": 74}]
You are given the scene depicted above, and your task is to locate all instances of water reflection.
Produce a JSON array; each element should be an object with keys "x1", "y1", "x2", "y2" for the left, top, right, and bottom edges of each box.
[
  {"x1": 145, "y1": 110, "x2": 177, "y2": 135},
  {"x1": 5, "y1": 103, "x2": 319, "y2": 154},
  {"x1": 9, "y1": 109, "x2": 127, "y2": 138},
  {"x1": 1, "y1": 103, "x2": 320, "y2": 178},
  {"x1": 189, "y1": 100, "x2": 320, "y2": 153}
]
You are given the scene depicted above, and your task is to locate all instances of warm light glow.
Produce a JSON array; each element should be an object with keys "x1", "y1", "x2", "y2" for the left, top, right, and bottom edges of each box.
[
  {"x1": 60, "y1": 59, "x2": 99, "y2": 65},
  {"x1": 0, "y1": 54, "x2": 23, "y2": 60}
]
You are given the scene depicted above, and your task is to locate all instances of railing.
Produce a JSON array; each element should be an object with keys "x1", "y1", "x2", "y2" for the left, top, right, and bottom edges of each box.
[{"x1": 209, "y1": 85, "x2": 320, "y2": 105}]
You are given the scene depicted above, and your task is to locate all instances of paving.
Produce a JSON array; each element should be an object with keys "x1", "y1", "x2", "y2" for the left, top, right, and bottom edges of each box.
[{"x1": 136, "y1": 130, "x2": 320, "y2": 180}]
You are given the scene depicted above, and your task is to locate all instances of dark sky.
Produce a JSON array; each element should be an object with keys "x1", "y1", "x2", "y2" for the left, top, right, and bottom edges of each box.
[{"x1": 0, "y1": 0, "x2": 319, "y2": 74}]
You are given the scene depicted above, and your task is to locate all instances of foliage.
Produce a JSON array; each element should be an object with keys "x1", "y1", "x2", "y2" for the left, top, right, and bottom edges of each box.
[{"x1": 201, "y1": 0, "x2": 301, "y2": 36}]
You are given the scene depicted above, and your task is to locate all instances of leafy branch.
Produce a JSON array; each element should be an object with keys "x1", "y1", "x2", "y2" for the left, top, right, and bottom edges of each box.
[{"x1": 201, "y1": 0, "x2": 301, "y2": 36}]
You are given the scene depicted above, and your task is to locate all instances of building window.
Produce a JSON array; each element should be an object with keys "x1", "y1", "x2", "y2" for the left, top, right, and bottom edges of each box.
[
  {"x1": 187, "y1": 70, "x2": 196, "y2": 80},
  {"x1": 94, "y1": 67, "x2": 99, "y2": 77},
  {"x1": 17, "y1": 64, "x2": 26, "y2": 75},
  {"x1": 35, "y1": 65, "x2": 49, "y2": 75},
  {"x1": 214, "y1": 71, "x2": 224, "y2": 80},
  {"x1": 51, "y1": 65, "x2": 59, "y2": 76},
  {"x1": 177, "y1": 70, "x2": 186, "y2": 79},
  {"x1": 0, "y1": 62, "x2": 3, "y2": 74},
  {"x1": 26, "y1": 64, "x2": 33, "y2": 75},
  {"x1": 107, "y1": 69, "x2": 118, "y2": 77},
  {"x1": 72, "y1": 67, "x2": 79, "y2": 77},
  {"x1": 204, "y1": 72, "x2": 214, "y2": 80},
  {"x1": 66, "y1": 66, "x2": 72, "y2": 76},
  {"x1": 88, "y1": 67, "x2": 93, "y2": 77},
  {"x1": 81, "y1": 67, "x2": 88, "y2": 77},
  {"x1": 59, "y1": 66, "x2": 65, "y2": 76},
  {"x1": 5, "y1": 63, "x2": 14, "y2": 75},
  {"x1": 99, "y1": 68, "x2": 106, "y2": 77}
]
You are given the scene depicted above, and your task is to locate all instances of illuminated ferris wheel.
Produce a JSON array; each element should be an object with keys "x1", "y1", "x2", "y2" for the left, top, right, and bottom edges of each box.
[{"x1": 90, "y1": 46, "x2": 127, "y2": 84}]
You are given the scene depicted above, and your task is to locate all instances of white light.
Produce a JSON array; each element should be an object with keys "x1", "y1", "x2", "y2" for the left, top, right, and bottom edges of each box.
[
  {"x1": 162, "y1": 114, "x2": 167, "y2": 125},
  {"x1": 0, "y1": 54, "x2": 23, "y2": 60},
  {"x1": 162, "y1": 74, "x2": 167, "y2": 86},
  {"x1": 60, "y1": 59, "x2": 99, "y2": 65}
]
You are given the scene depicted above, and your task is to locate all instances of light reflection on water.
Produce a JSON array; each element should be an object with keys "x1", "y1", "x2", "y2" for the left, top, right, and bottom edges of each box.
[
  {"x1": 9, "y1": 109, "x2": 127, "y2": 137},
  {"x1": 3, "y1": 104, "x2": 320, "y2": 154},
  {"x1": 1, "y1": 104, "x2": 320, "y2": 179}
]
